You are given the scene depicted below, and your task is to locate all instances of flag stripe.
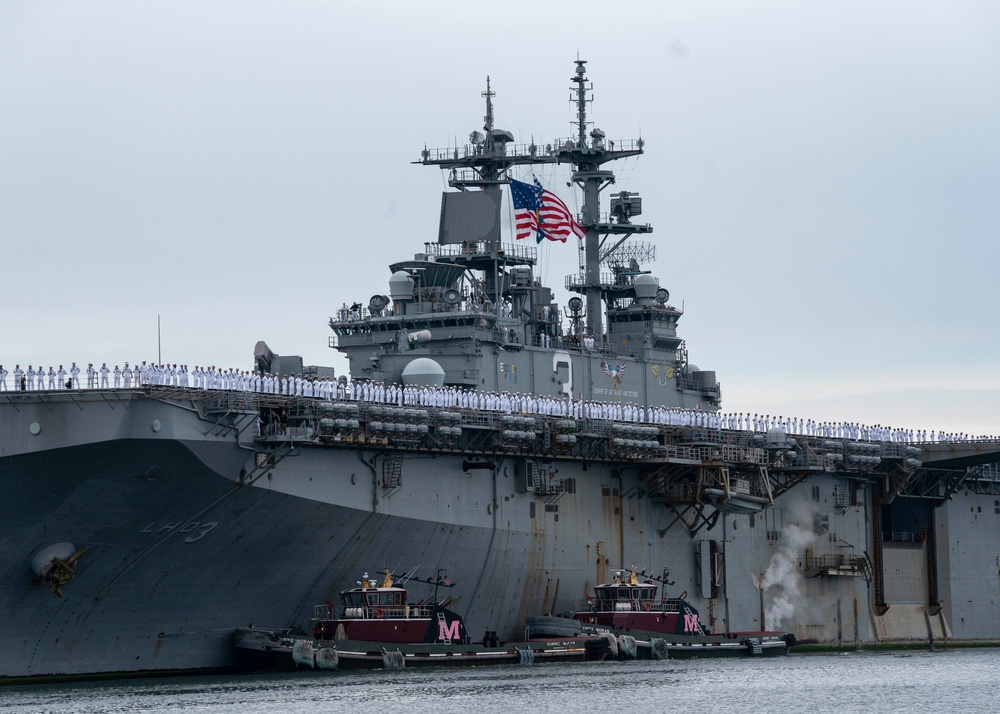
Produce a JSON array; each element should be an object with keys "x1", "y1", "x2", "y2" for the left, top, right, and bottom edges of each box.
[{"x1": 510, "y1": 178, "x2": 585, "y2": 242}]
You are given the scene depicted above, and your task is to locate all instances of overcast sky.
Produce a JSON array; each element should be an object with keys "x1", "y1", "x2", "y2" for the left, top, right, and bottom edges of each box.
[{"x1": 2, "y1": 1, "x2": 998, "y2": 436}]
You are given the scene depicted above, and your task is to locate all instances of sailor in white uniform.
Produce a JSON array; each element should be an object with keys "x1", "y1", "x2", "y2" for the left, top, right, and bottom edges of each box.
[
  {"x1": 100, "y1": 363, "x2": 110, "y2": 388},
  {"x1": 70, "y1": 363, "x2": 81, "y2": 389}
]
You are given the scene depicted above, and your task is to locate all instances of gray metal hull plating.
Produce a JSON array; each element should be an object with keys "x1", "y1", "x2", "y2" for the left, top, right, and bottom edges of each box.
[{"x1": 1, "y1": 391, "x2": 997, "y2": 679}]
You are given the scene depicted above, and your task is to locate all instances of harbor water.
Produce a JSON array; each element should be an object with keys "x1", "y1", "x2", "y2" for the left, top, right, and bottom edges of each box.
[{"x1": 3, "y1": 649, "x2": 998, "y2": 713}]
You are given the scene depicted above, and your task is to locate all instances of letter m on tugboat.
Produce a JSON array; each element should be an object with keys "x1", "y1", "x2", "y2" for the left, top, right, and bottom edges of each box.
[
  {"x1": 438, "y1": 618, "x2": 461, "y2": 643},
  {"x1": 683, "y1": 612, "x2": 700, "y2": 633}
]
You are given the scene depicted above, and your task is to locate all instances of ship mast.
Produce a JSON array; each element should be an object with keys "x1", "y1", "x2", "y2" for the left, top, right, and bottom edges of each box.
[
  {"x1": 417, "y1": 61, "x2": 651, "y2": 341},
  {"x1": 559, "y1": 59, "x2": 651, "y2": 341}
]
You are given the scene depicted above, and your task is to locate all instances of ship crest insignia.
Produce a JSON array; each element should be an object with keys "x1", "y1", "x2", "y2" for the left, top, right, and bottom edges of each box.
[
  {"x1": 601, "y1": 360, "x2": 627, "y2": 388},
  {"x1": 500, "y1": 362, "x2": 518, "y2": 383},
  {"x1": 651, "y1": 364, "x2": 675, "y2": 383}
]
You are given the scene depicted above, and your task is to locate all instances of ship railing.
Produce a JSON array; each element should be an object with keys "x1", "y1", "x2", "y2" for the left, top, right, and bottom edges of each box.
[
  {"x1": 528, "y1": 334, "x2": 574, "y2": 350},
  {"x1": 425, "y1": 241, "x2": 538, "y2": 261},
  {"x1": 313, "y1": 604, "x2": 434, "y2": 621},
  {"x1": 286, "y1": 425, "x2": 313, "y2": 439},
  {"x1": 260, "y1": 422, "x2": 315, "y2": 439},
  {"x1": 804, "y1": 553, "x2": 863, "y2": 572},
  {"x1": 330, "y1": 307, "x2": 373, "y2": 325},
  {"x1": 718, "y1": 445, "x2": 769, "y2": 465},
  {"x1": 674, "y1": 375, "x2": 721, "y2": 394},
  {"x1": 565, "y1": 340, "x2": 625, "y2": 359},
  {"x1": 969, "y1": 463, "x2": 1000, "y2": 483},
  {"x1": 262, "y1": 421, "x2": 285, "y2": 437},
  {"x1": 420, "y1": 137, "x2": 643, "y2": 165},
  {"x1": 419, "y1": 139, "x2": 563, "y2": 163},
  {"x1": 565, "y1": 272, "x2": 652, "y2": 290},
  {"x1": 591, "y1": 600, "x2": 681, "y2": 614}
]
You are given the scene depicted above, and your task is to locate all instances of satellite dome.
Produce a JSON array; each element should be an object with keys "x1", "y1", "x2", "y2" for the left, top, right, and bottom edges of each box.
[
  {"x1": 766, "y1": 426, "x2": 787, "y2": 446},
  {"x1": 633, "y1": 274, "x2": 658, "y2": 300},
  {"x1": 401, "y1": 358, "x2": 445, "y2": 387},
  {"x1": 389, "y1": 271, "x2": 415, "y2": 301}
]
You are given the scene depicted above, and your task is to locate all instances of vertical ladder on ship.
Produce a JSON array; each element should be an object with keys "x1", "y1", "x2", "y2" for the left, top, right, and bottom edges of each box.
[
  {"x1": 529, "y1": 460, "x2": 545, "y2": 492},
  {"x1": 436, "y1": 611, "x2": 452, "y2": 644},
  {"x1": 683, "y1": 605, "x2": 708, "y2": 635},
  {"x1": 382, "y1": 453, "x2": 403, "y2": 489}
]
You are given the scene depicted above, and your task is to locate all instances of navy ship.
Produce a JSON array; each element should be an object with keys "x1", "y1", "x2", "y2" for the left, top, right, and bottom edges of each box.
[{"x1": 2, "y1": 60, "x2": 999, "y2": 681}]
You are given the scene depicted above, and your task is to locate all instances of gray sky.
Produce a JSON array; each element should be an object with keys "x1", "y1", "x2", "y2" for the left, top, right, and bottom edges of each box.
[{"x1": 2, "y1": 1, "x2": 998, "y2": 436}]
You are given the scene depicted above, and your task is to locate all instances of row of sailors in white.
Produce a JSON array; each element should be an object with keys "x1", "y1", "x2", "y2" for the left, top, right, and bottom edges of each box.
[
  {"x1": 0, "y1": 362, "x2": 274, "y2": 393},
  {"x1": 252, "y1": 379, "x2": 993, "y2": 444},
  {"x1": 2, "y1": 362, "x2": 198, "y2": 390},
  {"x1": 715, "y1": 413, "x2": 977, "y2": 444},
  {"x1": 1, "y1": 364, "x2": 82, "y2": 390},
  {"x1": 718, "y1": 413, "x2": 914, "y2": 442},
  {"x1": 1, "y1": 364, "x2": 993, "y2": 443}
]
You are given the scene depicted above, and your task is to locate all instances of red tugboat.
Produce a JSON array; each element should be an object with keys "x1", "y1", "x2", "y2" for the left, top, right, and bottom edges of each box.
[
  {"x1": 311, "y1": 570, "x2": 469, "y2": 646},
  {"x1": 529, "y1": 566, "x2": 795, "y2": 659},
  {"x1": 235, "y1": 570, "x2": 611, "y2": 670}
]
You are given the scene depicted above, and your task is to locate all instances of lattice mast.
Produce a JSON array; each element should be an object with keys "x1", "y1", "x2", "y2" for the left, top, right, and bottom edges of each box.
[
  {"x1": 559, "y1": 60, "x2": 650, "y2": 339},
  {"x1": 417, "y1": 60, "x2": 650, "y2": 338}
]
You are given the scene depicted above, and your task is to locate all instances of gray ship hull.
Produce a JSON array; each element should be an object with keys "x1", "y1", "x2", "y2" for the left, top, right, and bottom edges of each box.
[{"x1": 2, "y1": 390, "x2": 998, "y2": 679}]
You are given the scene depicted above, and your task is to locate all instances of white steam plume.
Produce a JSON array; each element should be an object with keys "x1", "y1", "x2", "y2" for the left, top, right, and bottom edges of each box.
[{"x1": 760, "y1": 516, "x2": 816, "y2": 629}]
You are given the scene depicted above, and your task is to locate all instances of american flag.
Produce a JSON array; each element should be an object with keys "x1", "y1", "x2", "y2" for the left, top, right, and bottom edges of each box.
[{"x1": 510, "y1": 178, "x2": 586, "y2": 243}]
